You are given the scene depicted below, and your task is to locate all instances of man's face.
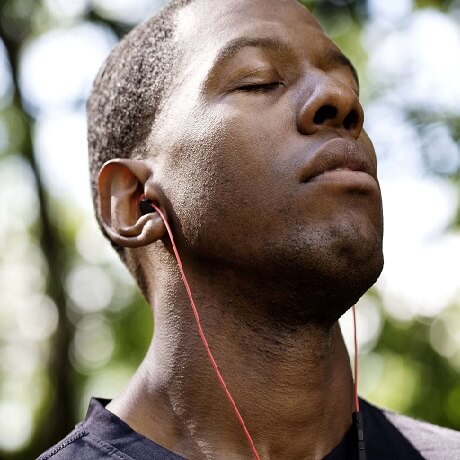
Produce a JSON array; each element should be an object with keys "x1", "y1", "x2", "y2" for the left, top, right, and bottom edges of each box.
[{"x1": 151, "y1": 0, "x2": 384, "y2": 309}]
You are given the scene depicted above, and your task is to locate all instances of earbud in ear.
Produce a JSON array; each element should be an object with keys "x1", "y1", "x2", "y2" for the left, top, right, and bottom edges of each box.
[{"x1": 139, "y1": 194, "x2": 155, "y2": 215}]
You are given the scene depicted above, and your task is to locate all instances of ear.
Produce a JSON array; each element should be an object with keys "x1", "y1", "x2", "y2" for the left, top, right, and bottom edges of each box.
[{"x1": 98, "y1": 159, "x2": 166, "y2": 248}]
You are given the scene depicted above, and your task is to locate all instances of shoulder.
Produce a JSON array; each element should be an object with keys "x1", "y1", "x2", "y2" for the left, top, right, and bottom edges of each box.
[
  {"x1": 37, "y1": 425, "x2": 131, "y2": 460},
  {"x1": 361, "y1": 398, "x2": 460, "y2": 460},
  {"x1": 382, "y1": 406, "x2": 460, "y2": 460},
  {"x1": 37, "y1": 398, "x2": 185, "y2": 460}
]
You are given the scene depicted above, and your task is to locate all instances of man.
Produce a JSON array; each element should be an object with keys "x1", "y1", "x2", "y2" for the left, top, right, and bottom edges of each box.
[{"x1": 39, "y1": 0, "x2": 460, "y2": 459}]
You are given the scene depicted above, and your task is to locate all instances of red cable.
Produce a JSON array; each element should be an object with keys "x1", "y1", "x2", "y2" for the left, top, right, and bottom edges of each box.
[
  {"x1": 152, "y1": 203, "x2": 261, "y2": 460},
  {"x1": 352, "y1": 305, "x2": 360, "y2": 413}
]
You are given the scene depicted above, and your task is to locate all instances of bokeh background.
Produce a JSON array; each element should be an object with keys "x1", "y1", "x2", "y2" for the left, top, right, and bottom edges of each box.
[{"x1": 0, "y1": 0, "x2": 459, "y2": 458}]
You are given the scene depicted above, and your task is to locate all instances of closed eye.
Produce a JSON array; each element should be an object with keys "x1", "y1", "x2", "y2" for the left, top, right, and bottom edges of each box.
[{"x1": 236, "y1": 82, "x2": 284, "y2": 92}]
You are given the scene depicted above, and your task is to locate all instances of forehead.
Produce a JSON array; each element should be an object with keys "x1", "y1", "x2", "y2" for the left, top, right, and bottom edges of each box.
[
  {"x1": 176, "y1": 0, "x2": 322, "y2": 36},
  {"x1": 174, "y1": 0, "x2": 334, "y2": 70}
]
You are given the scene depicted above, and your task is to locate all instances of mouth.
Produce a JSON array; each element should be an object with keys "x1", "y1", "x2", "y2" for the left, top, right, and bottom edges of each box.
[{"x1": 300, "y1": 137, "x2": 376, "y2": 184}]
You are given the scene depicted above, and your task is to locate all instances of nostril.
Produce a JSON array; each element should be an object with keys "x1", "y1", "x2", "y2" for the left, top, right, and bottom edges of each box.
[
  {"x1": 313, "y1": 105, "x2": 337, "y2": 125},
  {"x1": 343, "y1": 109, "x2": 359, "y2": 131}
]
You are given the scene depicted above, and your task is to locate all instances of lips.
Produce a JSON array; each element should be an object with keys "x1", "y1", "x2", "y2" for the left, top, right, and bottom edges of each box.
[{"x1": 300, "y1": 137, "x2": 376, "y2": 183}]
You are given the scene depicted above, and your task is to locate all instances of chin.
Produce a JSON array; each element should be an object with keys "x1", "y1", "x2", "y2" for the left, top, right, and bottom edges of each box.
[
  {"x1": 271, "y1": 227, "x2": 385, "y2": 325},
  {"x1": 317, "y1": 247, "x2": 385, "y2": 323},
  {"x1": 340, "y1": 252, "x2": 384, "y2": 303},
  {"x1": 255, "y1": 247, "x2": 384, "y2": 329},
  {"x1": 321, "y1": 215, "x2": 384, "y2": 297}
]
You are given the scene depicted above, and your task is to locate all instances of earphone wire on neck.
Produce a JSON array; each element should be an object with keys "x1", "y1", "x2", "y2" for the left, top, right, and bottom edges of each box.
[{"x1": 152, "y1": 202, "x2": 261, "y2": 460}]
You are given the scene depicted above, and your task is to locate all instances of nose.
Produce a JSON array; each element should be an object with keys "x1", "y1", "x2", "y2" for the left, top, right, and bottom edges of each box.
[{"x1": 297, "y1": 76, "x2": 364, "y2": 139}]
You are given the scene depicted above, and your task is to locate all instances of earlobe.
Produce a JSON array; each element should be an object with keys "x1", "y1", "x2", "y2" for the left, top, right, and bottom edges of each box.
[{"x1": 98, "y1": 159, "x2": 166, "y2": 248}]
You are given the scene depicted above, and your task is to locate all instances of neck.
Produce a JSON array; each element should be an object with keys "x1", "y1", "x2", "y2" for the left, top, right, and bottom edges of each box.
[{"x1": 108, "y1": 261, "x2": 355, "y2": 460}]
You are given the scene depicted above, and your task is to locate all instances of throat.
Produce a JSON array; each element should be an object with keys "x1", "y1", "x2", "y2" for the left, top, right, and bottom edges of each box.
[{"x1": 119, "y1": 314, "x2": 355, "y2": 459}]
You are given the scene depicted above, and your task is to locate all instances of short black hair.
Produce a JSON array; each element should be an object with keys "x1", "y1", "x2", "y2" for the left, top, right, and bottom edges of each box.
[{"x1": 87, "y1": 0, "x2": 193, "y2": 260}]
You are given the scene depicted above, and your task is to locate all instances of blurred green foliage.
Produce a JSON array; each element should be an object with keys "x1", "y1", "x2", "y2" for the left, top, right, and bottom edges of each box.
[{"x1": 0, "y1": 0, "x2": 459, "y2": 459}]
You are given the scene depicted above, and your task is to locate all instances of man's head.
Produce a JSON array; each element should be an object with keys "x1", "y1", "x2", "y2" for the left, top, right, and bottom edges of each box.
[{"x1": 89, "y1": 0, "x2": 384, "y2": 322}]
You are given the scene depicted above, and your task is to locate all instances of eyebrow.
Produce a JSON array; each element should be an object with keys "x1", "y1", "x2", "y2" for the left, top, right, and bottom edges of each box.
[
  {"x1": 213, "y1": 37, "x2": 292, "y2": 64},
  {"x1": 207, "y1": 36, "x2": 359, "y2": 88}
]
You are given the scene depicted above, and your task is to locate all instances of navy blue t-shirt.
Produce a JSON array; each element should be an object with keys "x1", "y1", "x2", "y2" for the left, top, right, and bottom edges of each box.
[{"x1": 39, "y1": 398, "x2": 460, "y2": 459}]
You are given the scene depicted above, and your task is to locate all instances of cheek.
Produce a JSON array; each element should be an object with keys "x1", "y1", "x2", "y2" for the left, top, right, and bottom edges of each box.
[
  {"x1": 159, "y1": 107, "x2": 290, "y2": 249},
  {"x1": 204, "y1": 111, "x2": 295, "y2": 227},
  {"x1": 212, "y1": 105, "x2": 293, "y2": 187}
]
